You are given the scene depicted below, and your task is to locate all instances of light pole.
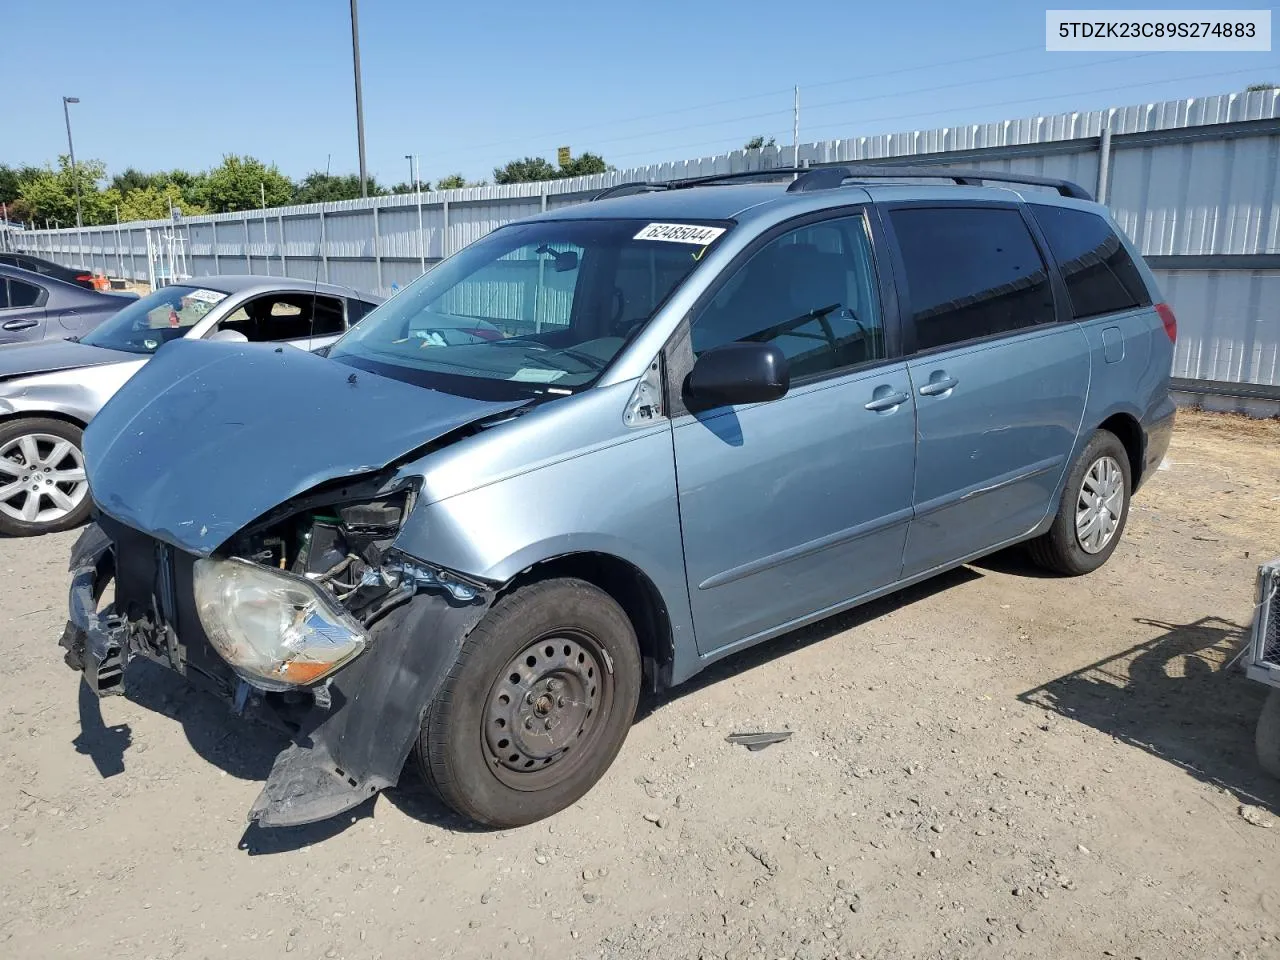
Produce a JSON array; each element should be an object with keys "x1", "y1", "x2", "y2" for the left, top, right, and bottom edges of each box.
[
  {"x1": 62, "y1": 96, "x2": 82, "y2": 229},
  {"x1": 349, "y1": 0, "x2": 368, "y2": 198},
  {"x1": 406, "y1": 154, "x2": 425, "y2": 274}
]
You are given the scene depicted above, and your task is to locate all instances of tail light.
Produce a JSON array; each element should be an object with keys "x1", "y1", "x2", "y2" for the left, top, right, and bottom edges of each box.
[
  {"x1": 75, "y1": 272, "x2": 93, "y2": 285},
  {"x1": 464, "y1": 327, "x2": 503, "y2": 342},
  {"x1": 1155, "y1": 302, "x2": 1177, "y2": 342}
]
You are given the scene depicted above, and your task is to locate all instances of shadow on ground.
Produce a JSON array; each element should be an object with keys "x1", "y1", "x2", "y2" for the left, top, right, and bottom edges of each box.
[
  {"x1": 72, "y1": 565, "x2": 984, "y2": 849},
  {"x1": 1020, "y1": 614, "x2": 1280, "y2": 813}
]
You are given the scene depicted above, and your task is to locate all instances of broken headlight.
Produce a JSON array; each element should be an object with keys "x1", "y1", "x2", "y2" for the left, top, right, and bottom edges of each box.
[{"x1": 192, "y1": 557, "x2": 368, "y2": 690}]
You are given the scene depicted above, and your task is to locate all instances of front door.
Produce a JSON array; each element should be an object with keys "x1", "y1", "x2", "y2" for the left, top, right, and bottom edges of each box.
[
  {"x1": 672, "y1": 212, "x2": 917, "y2": 656},
  {"x1": 884, "y1": 204, "x2": 1090, "y2": 577}
]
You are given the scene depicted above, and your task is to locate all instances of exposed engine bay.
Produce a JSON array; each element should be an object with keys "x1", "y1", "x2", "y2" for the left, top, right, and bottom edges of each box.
[
  {"x1": 230, "y1": 490, "x2": 484, "y2": 629},
  {"x1": 63, "y1": 487, "x2": 498, "y2": 827}
]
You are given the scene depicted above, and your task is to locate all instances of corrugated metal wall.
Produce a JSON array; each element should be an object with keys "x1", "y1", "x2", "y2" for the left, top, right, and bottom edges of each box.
[{"x1": 6, "y1": 89, "x2": 1278, "y2": 390}]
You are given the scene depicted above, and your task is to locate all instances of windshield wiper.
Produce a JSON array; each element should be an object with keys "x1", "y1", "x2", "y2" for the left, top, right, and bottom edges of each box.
[{"x1": 542, "y1": 345, "x2": 607, "y2": 371}]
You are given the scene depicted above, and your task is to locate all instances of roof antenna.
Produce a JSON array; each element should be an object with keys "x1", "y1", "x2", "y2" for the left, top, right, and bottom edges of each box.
[{"x1": 308, "y1": 153, "x2": 332, "y2": 348}]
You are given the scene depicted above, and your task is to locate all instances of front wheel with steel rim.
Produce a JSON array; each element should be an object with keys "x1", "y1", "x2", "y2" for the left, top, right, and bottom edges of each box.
[
  {"x1": 0, "y1": 417, "x2": 92, "y2": 538},
  {"x1": 415, "y1": 578, "x2": 641, "y2": 827},
  {"x1": 1027, "y1": 428, "x2": 1133, "y2": 576}
]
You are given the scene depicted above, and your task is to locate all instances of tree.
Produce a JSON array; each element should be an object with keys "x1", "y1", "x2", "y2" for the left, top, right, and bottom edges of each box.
[
  {"x1": 433, "y1": 173, "x2": 485, "y2": 189},
  {"x1": 493, "y1": 156, "x2": 559, "y2": 184},
  {"x1": 201, "y1": 154, "x2": 295, "y2": 212},
  {"x1": 110, "y1": 167, "x2": 162, "y2": 195},
  {"x1": 16, "y1": 156, "x2": 120, "y2": 226},
  {"x1": 494, "y1": 152, "x2": 612, "y2": 184},
  {"x1": 293, "y1": 171, "x2": 386, "y2": 204},
  {"x1": 744, "y1": 135, "x2": 777, "y2": 150},
  {"x1": 0, "y1": 164, "x2": 41, "y2": 207},
  {"x1": 1246, "y1": 82, "x2": 1278, "y2": 91},
  {"x1": 559, "y1": 152, "x2": 609, "y2": 177},
  {"x1": 117, "y1": 183, "x2": 207, "y2": 222}
]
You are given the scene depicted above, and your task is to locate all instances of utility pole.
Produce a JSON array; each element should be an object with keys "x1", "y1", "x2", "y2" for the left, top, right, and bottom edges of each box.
[
  {"x1": 62, "y1": 96, "x2": 83, "y2": 229},
  {"x1": 407, "y1": 154, "x2": 425, "y2": 274},
  {"x1": 350, "y1": 0, "x2": 369, "y2": 198},
  {"x1": 793, "y1": 86, "x2": 800, "y2": 169}
]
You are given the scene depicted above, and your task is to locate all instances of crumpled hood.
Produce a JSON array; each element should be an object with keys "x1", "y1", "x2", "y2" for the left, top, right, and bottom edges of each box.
[
  {"x1": 0, "y1": 339, "x2": 136, "y2": 382},
  {"x1": 85, "y1": 339, "x2": 524, "y2": 555}
]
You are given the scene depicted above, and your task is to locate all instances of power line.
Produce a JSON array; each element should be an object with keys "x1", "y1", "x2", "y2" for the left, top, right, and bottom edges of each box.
[
  {"x1": 578, "y1": 52, "x2": 1150, "y2": 153},
  {"x1": 437, "y1": 43, "x2": 1045, "y2": 160},
  {"x1": 605, "y1": 66, "x2": 1268, "y2": 163},
  {"x1": 802, "y1": 52, "x2": 1154, "y2": 117}
]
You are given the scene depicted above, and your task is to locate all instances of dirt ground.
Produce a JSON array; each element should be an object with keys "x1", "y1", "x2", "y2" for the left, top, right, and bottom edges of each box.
[{"x1": 3, "y1": 410, "x2": 1280, "y2": 960}]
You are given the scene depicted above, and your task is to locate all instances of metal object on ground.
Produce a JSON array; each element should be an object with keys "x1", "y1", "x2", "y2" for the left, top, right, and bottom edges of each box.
[{"x1": 726, "y1": 731, "x2": 794, "y2": 751}]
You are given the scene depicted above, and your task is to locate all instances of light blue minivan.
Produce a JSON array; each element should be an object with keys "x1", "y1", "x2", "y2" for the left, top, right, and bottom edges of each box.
[{"x1": 62, "y1": 166, "x2": 1176, "y2": 829}]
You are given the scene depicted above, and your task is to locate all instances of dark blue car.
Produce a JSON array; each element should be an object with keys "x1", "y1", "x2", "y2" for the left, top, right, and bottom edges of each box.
[{"x1": 0, "y1": 263, "x2": 137, "y2": 344}]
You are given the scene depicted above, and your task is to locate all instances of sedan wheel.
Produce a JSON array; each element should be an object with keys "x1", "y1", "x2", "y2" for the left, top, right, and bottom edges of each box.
[{"x1": 0, "y1": 419, "x2": 91, "y2": 537}]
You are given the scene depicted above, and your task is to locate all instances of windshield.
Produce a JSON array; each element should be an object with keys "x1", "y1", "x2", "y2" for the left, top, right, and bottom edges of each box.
[
  {"x1": 327, "y1": 218, "x2": 728, "y2": 398},
  {"x1": 80, "y1": 285, "x2": 228, "y2": 354}
]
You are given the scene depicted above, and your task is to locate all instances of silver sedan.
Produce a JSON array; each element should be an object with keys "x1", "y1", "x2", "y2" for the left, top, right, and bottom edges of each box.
[{"x1": 0, "y1": 275, "x2": 381, "y2": 537}]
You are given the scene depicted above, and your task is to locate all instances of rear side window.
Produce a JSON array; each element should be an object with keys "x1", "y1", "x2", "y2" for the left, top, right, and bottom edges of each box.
[
  {"x1": 1030, "y1": 205, "x2": 1150, "y2": 319},
  {"x1": 890, "y1": 206, "x2": 1055, "y2": 352},
  {"x1": 8, "y1": 279, "x2": 42, "y2": 308}
]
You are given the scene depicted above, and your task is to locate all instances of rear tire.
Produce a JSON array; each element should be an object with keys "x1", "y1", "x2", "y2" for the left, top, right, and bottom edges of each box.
[
  {"x1": 1256, "y1": 688, "x2": 1280, "y2": 780},
  {"x1": 414, "y1": 578, "x2": 641, "y2": 827},
  {"x1": 1027, "y1": 429, "x2": 1131, "y2": 576},
  {"x1": 0, "y1": 417, "x2": 91, "y2": 538}
]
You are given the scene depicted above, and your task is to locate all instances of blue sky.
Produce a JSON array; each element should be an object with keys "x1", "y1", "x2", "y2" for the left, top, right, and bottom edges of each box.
[{"x1": 5, "y1": 0, "x2": 1277, "y2": 186}]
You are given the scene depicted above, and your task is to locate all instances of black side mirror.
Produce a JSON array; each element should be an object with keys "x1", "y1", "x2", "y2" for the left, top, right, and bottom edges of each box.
[{"x1": 685, "y1": 342, "x2": 790, "y2": 409}]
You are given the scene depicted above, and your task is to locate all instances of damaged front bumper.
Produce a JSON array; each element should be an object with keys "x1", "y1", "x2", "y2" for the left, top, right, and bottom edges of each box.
[{"x1": 61, "y1": 520, "x2": 491, "y2": 827}]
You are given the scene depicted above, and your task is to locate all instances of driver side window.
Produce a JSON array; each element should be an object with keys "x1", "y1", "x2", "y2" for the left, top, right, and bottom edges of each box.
[
  {"x1": 692, "y1": 215, "x2": 884, "y2": 379},
  {"x1": 217, "y1": 294, "x2": 345, "y2": 342}
]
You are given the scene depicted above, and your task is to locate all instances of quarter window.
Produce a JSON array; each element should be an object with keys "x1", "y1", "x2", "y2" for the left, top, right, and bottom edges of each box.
[
  {"x1": 891, "y1": 206, "x2": 1055, "y2": 351},
  {"x1": 693, "y1": 215, "x2": 885, "y2": 378},
  {"x1": 1030, "y1": 205, "x2": 1149, "y2": 319},
  {"x1": 7, "y1": 279, "x2": 42, "y2": 308}
]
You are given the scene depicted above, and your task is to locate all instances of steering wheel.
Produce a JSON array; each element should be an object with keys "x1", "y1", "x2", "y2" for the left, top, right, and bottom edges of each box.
[{"x1": 608, "y1": 287, "x2": 646, "y2": 337}]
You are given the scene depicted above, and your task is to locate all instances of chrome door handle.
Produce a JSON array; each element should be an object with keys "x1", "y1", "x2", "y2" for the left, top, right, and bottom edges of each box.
[
  {"x1": 918, "y1": 376, "x2": 958, "y2": 396},
  {"x1": 864, "y1": 391, "x2": 910, "y2": 412},
  {"x1": 1, "y1": 318, "x2": 38, "y2": 332}
]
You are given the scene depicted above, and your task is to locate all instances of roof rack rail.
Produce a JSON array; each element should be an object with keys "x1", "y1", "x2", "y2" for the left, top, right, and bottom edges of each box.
[
  {"x1": 669, "y1": 168, "x2": 808, "y2": 188},
  {"x1": 589, "y1": 165, "x2": 1093, "y2": 202},
  {"x1": 786, "y1": 165, "x2": 1093, "y2": 200},
  {"x1": 591, "y1": 182, "x2": 669, "y2": 201},
  {"x1": 590, "y1": 168, "x2": 805, "y2": 200}
]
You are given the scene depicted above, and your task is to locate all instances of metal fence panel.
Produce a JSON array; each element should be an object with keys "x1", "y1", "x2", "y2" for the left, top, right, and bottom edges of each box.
[
  {"x1": 5, "y1": 88, "x2": 1278, "y2": 392},
  {"x1": 1160, "y1": 269, "x2": 1280, "y2": 386}
]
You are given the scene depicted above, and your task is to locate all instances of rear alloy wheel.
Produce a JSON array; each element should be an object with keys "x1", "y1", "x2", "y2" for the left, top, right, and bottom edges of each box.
[
  {"x1": 0, "y1": 418, "x2": 91, "y2": 538},
  {"x1": 415, "y1": 578, "x2": 641, "y2": 827}
]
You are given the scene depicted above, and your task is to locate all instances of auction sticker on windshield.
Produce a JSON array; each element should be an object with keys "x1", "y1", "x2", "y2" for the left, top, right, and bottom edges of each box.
[
  {"x1": 184, "y1": 288, "x2": 228, "y2": 304},
  {"x1": 634, "y1": 223, "x2": 726, "y2": 245}
]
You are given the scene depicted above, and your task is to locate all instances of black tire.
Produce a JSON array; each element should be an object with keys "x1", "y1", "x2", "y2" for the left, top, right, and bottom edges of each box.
[
  {"x1": 1256, "y1": 688, "x2": 1280, "y2": 780},
  {"x1": 1027, "y1": 429, "x2": 1132, "y2": 576},
  {"x1": 0, "y1": 417, "x2": 92, "y2": 538},
  {"x1": 414, "y1": 578, "x2": 642, "y2": 827}
]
